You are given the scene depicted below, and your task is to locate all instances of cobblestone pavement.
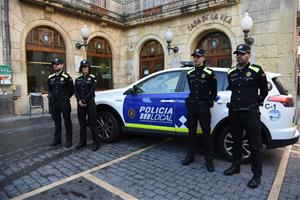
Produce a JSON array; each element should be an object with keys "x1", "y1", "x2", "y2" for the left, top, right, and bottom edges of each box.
[{"x1": 0, "y1": 115, "x2": 299, "y2": 200}]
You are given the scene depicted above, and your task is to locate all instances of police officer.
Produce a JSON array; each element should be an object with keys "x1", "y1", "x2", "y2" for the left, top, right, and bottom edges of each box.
[
  {"x1": 181, "y1": 48, "x2": 217, "y2": 172},
  {"x1": 223, "y1": 44, "x2": 268, "y2": 189},
  {"x1": 48, "y1": 58, "x2": 74, "y2": 148},
  {"x1": 74, "y1": 60, "x2": 100, "y2": 151}
]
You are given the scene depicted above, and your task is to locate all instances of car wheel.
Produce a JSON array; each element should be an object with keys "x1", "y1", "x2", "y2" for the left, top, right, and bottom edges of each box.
[
  {"x1": 217, "y1": 125, "x2": 251, "y2": 163},
  {"x1": 97, "y1": 111, "x2": 121, "y2": 142}
]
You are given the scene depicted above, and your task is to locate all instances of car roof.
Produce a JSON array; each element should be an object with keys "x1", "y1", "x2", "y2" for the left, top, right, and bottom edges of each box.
[{"x1": 160, "y1": 67, "x2": 282, "y2": 78}]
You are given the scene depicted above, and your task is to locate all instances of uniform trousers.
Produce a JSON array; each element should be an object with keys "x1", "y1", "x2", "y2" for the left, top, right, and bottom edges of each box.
[
  {"x1": 187, "y1": 104, "x2": 214, "y2": 162},
  {"x1": 77, "y1": 100, "x2": 99, "y2": 144},
  {"x1": 229, "y1": 108, "x2": 262, "y2": 177},
  {"x1": 50, "y1": 99, "x2": 73, "y2": 143}
]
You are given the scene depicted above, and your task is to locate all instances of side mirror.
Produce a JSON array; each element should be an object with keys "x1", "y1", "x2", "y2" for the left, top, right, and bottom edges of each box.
[{"x1": 124, "y1": 86, "x2": 137, "y2": 95}]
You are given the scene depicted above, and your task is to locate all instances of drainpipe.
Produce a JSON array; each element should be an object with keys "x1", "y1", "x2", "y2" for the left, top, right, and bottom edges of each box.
[{"x1": 4, "y1": 0, "x2": 11, "y2": 66}]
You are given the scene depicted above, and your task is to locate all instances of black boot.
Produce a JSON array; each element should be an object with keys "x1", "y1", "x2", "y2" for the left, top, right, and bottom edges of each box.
[
  {"x1": 49, "y1": 139, "x2": 61, "y2": 146},
  {"x1": 247, "y1": 175, "x2": 261, "y2": 189},
  {"x1": 224, "y1": 164, "x2": 240, "y2": 175},
  {"x1": 91, "y1": 142, "x2": 99, "y2": 151},
  {"x1": 65, "y1": 141, "x2": 72, "y2": 148},
  {"x1": 206, "y1": 161, "x2": 214, "y2": 172},
  {"x1": 75, "y1": 142, "x2": 87, "y2": 149},
  {"x1": 181, "y1": 155, "x2": 195, "y2": 166}
]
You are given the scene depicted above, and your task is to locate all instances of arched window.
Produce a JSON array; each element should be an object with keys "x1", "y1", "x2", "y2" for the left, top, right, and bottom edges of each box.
[
  {"x1": 197, "y1": 32, "x2": 232, "y2": 68},
  {"x1": 26, "y1": 26, "x2": 65, "y2": 93},
  {"x1": 139, "y1": 40, "x2": 164, "y2": 78},
  {"x1": 87, "y1": 37, "x2": 113, "y2": 90}
]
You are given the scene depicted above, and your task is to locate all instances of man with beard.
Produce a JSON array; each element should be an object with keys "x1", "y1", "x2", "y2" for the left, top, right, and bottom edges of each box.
[
  {"x1": 48, "y1": 58, "x2": 74, "y2": 148},
  {"x1": 223, "y1": 44, "x2": 268, "y2": 189}
]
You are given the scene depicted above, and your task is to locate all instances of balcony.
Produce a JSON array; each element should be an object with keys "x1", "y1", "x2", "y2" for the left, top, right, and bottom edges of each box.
[{"x1": 20, "y1": 0, "x2": 238, "y2": 28}]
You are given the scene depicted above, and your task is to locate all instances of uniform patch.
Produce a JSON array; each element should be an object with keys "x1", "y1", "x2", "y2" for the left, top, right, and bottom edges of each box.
[
  {"x1": 60, "y1": 77, "x2": 64, "y2": 81},
  {"x1": 246, "y1": 71, "x2": 252, "y2": 77},
  {"x1": 201, "y1": 73, "x2": 206, "y2": 78},
  {"x1": 128, "y1": 108, "x2": 136, "y2": 119}
]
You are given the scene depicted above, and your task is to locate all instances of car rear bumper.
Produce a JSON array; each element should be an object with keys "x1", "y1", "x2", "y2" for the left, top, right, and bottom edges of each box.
[{"x1": 268, "y1": 129, "x2": 299, "y2": 149}]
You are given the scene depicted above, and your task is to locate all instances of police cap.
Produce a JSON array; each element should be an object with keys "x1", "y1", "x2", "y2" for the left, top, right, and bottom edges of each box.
[
  {"x1": 191, "y1": 48, "x2": 205, "y2": 57},
  {"x1": 80, "y1": 60, "x2": 91, "y2": 68},
  {"x1": 51, "y1": 58, "x2": 64, "y2": 65},
  {"x1": 233, "y1": 44, "x2": 251, "y2": 54}
]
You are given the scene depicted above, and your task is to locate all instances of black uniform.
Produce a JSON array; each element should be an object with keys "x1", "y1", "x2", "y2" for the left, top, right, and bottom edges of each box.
[
  {"x1": 48, "y1": 71, "x2": 74, "y2": 146},
  {"x1": 227, "y1": 62, "x2": 268, "y2": 177},
  {"x1": 74, "y1": 73, "x2": 99, "y2": 147},
  {"x1": 186, "y1": 65, "x2": 217, "y2": 162}
]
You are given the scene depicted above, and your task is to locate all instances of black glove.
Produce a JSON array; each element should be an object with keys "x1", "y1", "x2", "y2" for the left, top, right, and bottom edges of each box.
[
  {"x1": 185, "y1": 97, "x2": 190, "y2": 107},
  {"x1": 226, "y1": 103, "x2": 230, "y2": 109},
  {"x1": 209, "y1": 100, "x2": 214, "y2": 108}
]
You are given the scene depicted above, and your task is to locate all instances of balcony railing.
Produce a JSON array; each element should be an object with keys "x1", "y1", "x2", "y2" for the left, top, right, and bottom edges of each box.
[{"x1": 20, "y1": 0, "x2": 238, "y2": 27}]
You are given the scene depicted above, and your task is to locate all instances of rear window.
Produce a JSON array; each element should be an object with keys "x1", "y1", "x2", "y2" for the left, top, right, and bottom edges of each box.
[{"x1": 272, "y1": 77, "x2": 288, "y2": 95}]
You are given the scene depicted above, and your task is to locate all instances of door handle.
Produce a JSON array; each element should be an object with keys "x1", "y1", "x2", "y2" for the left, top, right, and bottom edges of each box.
[{"x1": 160, "y1": 99, "x2": 175, "y2": 103}]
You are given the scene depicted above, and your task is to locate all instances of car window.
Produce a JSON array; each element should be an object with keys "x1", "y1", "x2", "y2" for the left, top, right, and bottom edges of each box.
[
  {"x1": 272, "y1": 77, "x2": 288, "y2": 95},
  {"x1": 136, "y1": 71, "x2": 181, "y2": 94},
  {"x1": 183, "y1": 71, "x2": 229, "y2": 92}
]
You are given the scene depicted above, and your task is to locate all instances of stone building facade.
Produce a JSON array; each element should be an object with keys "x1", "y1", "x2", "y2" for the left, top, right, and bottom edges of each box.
[{"x1": 1, "y1": 0, "x2": 298, "y2": 115}]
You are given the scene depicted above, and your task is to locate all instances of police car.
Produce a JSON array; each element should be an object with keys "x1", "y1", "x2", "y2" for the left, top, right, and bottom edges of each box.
[{"x1": 95, "y1": 63, "x2": 299, "y2": 161}]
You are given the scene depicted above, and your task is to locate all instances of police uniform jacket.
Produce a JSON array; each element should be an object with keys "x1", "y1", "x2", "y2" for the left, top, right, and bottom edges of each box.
[
  {"x1": 186, "y1": 65, "x2": 217, "y2": 105},
  {"x1": 227, "y1": 62, "x2": 268, "y2": 108},
  {"x1": 75, "y1": 73, "x2": 96, "y2": 104},
  {"x1": 48, "y1": 71, "x2": 74, "y2": 100}
]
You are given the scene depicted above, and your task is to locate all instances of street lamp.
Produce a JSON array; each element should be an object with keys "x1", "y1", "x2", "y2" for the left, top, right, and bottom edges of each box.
[
  {"x1": 164, "y1": 28, "x2": 179, "y2": 54},
  {"x1": 241, "y1": 12, "x2": 254, "y2": 46},
  {"x1": 75, "y1": 25, "x2": 90, "y2": 49}
]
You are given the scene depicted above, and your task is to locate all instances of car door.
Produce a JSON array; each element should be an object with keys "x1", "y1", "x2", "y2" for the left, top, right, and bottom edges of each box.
[
  {"x1": 123, "y1": 70, "x2": 182, "y2": 135},
  {"x1": 174, "y1": 70, "x2": 229, "y2": 135}
]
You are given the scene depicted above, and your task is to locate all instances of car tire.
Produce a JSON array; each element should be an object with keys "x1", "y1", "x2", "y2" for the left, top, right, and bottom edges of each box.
[
  {"x1": 217, "y1": 124, "x2": 251, "y2": 163},
  {"x1": 96, "y1": 111, "x2": 121, "y2": 143}
]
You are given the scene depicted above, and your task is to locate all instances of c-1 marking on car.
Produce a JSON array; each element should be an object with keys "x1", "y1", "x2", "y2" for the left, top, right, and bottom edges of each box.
[{"x1": 265, "y1": 103, "x2": 276, "y2": 110}]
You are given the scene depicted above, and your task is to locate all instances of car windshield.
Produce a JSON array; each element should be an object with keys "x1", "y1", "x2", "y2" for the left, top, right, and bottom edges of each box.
[{"x1": 272, "y1": 77, "x2": 288, "y2": 95}]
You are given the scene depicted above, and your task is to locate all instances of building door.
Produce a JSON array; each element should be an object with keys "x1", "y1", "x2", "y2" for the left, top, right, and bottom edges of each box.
[
  {"x1": 139, "y1": 40, "x2": 164, "y2": 79},
  {"x1": 87, "y1": 37, "x2": 113, "y2": 90},
  {"x1": 26, "y1": 26, "x2": 66, "y2": 93},
  {"x1": 197, "y1": 32, "x2": 231, "y2": 68}
]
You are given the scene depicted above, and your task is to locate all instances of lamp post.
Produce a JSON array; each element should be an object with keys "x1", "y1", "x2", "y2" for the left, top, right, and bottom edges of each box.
[
  {"x1": 241, "y1": 12, "x2": 254, "y2": 46},
  {"x1": 75, "y1": 25, "x2": 90, "y2": 49},
  {"x1": 164, "y1": 28, "x2": 179, "y2": 54}
]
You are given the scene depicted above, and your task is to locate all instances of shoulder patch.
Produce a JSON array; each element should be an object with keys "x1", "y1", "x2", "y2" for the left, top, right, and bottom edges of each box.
[
  {"x1": 203, "y1": 67, "x2": 212, "y2": 75},
  {"x1": 249, "y1": 65, "x2": 260, "y2": 73},
  {"x1": 62, "y1": 73, "x2": 69, "y2": 78},
  {"x1": 187, "y1": 67, "x2": 195, "y2": 75},
  {"x1": 48, "y1": 73, "x2": 55, "y2": 79},
  {"x1": 227, "y1": 67, "x2": 236, "y2": 74}
]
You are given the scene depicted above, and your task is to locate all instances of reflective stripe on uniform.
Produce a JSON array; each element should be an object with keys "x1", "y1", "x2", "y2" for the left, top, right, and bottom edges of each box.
[
  {"x1": 249, "y1": 65, "x2": 260, "y2": 73},
  {"x1": 48, "y1": 73, "x2": 55, "y2": 79},
  {"x1": 62, "y1": 73, "x2": 69, "y2": 78},
  {"x1": 228, "y1": 67, "x2": 236, "y2": 74},
  {"x1": 203, "y1": 67, "x2": 212, "y2": 75},
  {"x1": 89, "y1": 74, "x2": 95, "y2": 78},
  {"x1": 187, "y1": 67, "x2": 195, "y2": 75}
]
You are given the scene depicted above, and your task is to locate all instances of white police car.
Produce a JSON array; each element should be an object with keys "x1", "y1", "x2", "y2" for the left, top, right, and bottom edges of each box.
[{"x1": 95, "y1": 65, "x2": 299, "y2": 161}]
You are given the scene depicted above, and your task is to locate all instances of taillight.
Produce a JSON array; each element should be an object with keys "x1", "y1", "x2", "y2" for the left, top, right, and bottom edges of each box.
[{"x1": 267, "y1": 96, "x2": 294, "y2": 107}]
